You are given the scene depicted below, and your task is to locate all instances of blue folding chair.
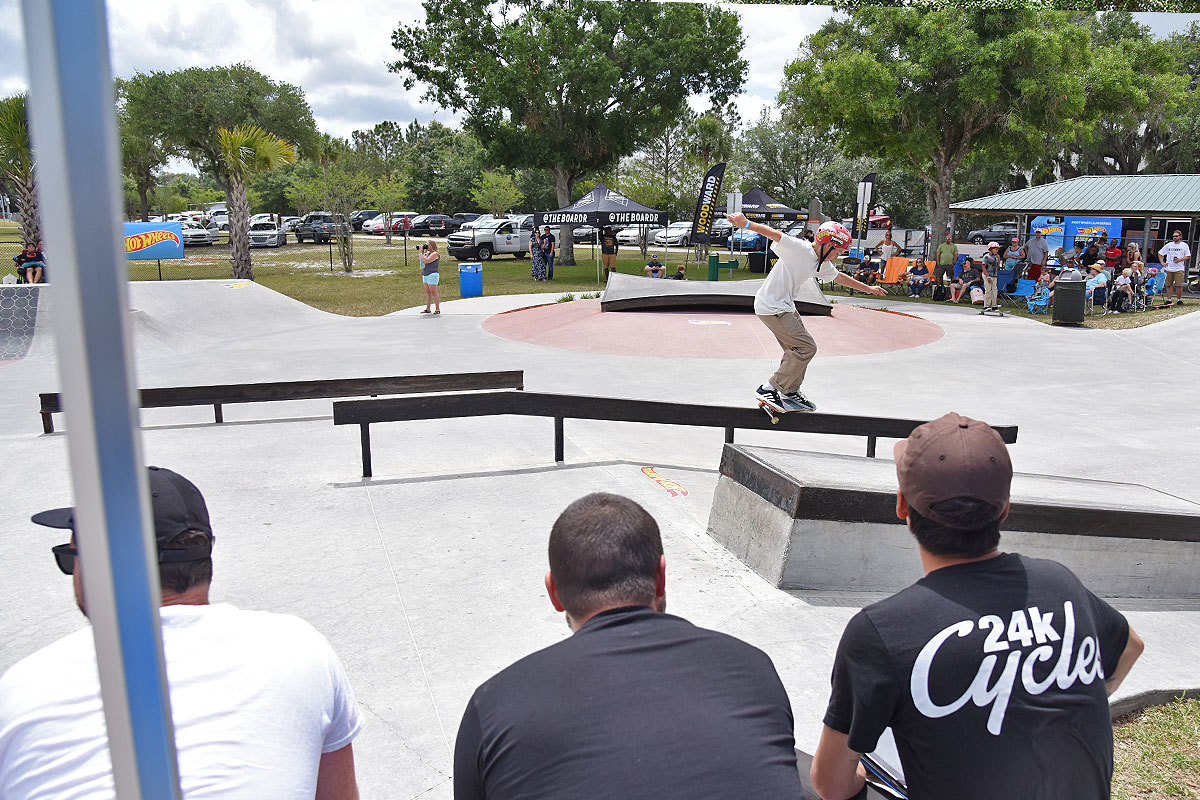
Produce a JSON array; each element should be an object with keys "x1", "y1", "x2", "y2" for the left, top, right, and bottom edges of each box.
[
  {"x1": 952, "y1": 253, "x2": 968, "y2": 278},
  {"x1": 1027, "y1": 287, "x2": 1050, "y2": 314},
  {"x1": 1004, "y1": 278, "x2": 1037, "y2": 307}
]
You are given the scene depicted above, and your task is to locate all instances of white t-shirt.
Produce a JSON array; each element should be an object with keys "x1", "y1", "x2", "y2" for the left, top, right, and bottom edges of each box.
[
  {"x1": 754, "y1": 234, "x2": 838, "y2": 316},
  {"x1": 1026, "y1": 236, "x2": 1049, "y2": 265},
  {"x1": 877, "y1": 241, "x2": 900, "y2": 261},
  {"x1": 0, "y1": 604, "x2": 362, "y2": 800},
  {"x1": 1158, "y1": 241, "x2": 1191, "y2": 272}
]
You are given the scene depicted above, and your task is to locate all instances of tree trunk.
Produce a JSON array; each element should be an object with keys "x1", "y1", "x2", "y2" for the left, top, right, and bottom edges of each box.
[
  {"x1": 552, "y1": 166, "x2": 576, "y2": 267},
  {"x1": 138, "y1": 186, "x2": 151, "y2": 222},
  {"x1": 926, "y1": 165, "x2": 953, "y2": 245},
  {"x1": 383, "y1": 213, "x2": 393, "y2": 245},
  {"x1": 228, "y1": 179, "x2": 254, "y2": 280},
  {"x1": 9, "y1": 167, "x2": 40, "y2": 245}
]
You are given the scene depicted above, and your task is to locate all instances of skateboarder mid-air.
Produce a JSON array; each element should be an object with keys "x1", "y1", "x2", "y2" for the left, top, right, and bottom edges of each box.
[{"x1": 725, "y1": 213, "x2": 886, "y2": 415}]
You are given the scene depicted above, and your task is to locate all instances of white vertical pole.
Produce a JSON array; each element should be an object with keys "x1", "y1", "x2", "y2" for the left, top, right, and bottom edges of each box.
[{"x1": 20, "y1": 2, "x2": 181, "y2": 798}]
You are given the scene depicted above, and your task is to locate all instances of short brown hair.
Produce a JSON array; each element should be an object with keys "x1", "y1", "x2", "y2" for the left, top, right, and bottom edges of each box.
[
  {"x1": 548, "y1": 494, "x2": 662, "y2": 619},
  {"x1": 159, "y1": 530, "x2": 213, "y2": 594}
]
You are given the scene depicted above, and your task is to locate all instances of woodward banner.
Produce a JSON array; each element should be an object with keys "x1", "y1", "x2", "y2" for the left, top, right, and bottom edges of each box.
[{"x1": 689, "y1": 162, "x2": 726, "y2": 245}]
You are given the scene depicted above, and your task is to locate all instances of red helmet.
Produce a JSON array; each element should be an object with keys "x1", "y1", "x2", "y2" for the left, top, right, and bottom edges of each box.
[{"x1": 814, "y1": 221, "x2": 852, "y2": 249}]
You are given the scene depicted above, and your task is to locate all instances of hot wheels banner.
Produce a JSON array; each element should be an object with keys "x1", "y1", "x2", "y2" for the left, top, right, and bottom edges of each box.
[{"x1": 123, "y1": 222, "x2": 184, "y2": 260}]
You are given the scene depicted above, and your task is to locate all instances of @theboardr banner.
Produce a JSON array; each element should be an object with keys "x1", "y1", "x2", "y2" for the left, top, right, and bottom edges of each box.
[{"x1": 689, "y1": 162, "x2": 726, "y2": 245}]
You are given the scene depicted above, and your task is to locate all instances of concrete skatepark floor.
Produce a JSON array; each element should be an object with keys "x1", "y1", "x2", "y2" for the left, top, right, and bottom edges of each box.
[{"x1": 2, "y1": 280, "x2": 1199, "y2": 798}]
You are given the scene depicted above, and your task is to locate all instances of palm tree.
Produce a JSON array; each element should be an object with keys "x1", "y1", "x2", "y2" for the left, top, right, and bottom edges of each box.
[
  {"x1": 0, "y1": 94, "x2": 40, "y2": 246},
  {"x1": 217, "y1": 125, "x2": 295, "y2": 280}
]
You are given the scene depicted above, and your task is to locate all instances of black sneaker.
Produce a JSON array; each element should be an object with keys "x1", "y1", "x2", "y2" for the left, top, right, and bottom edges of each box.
[
  {"x1": 756, "y1": 385, "x2": 784, "y2": 410},
  {"x1": 783, "y1": 390, "x2": 817, "y2": 412}
]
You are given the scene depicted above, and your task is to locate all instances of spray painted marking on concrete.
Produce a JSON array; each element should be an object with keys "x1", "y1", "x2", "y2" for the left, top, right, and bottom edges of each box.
[
  {"x1": 688, "y1": 319, "x2": 731, "y2": 326},
  {"x1": 221, "y1": 282, "x2": 252, "y2": 289},
  {"x1": 641, "y1": 467, "x2": 688, "y2": 497}
]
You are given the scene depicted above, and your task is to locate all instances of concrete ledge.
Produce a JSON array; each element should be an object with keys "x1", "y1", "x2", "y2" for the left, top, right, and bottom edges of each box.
[
  {"x1": 707, "y1": 445, "x2": 1200, "y2": 598},
  {"x1": 1110, "y1": 687, "x2": 1200, "y2": 720},
  {"x1": 599, "y1": 272, "x2": 833, "y2": 315}
]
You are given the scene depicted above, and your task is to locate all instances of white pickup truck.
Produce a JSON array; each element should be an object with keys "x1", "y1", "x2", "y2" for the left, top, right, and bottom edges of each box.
[{"x1": 446, "y1": 215, "x2": 534, "y2": 261}]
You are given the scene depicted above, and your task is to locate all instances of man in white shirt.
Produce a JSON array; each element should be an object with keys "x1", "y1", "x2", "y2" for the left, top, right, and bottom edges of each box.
[
  {"x1": 1158, "y1": 230, "x2": 1191, "y2": 303},
  {"x1": 726, "y1": 213, "x2": 885, "y2": 412},
  {"x1": 0, "y1": 467, "x2": 363, "y2": 800}
]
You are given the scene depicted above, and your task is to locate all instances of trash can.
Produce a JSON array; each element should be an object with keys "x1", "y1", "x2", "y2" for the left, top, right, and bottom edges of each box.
[
  {"x1": 1052, "y1": 279, "x2": 1085, "y2": 324},
  {"x1": 748, "y1": 252, "x2": 767, "y2": 273},
  {"x1": 458, "y1": 262, "x2": 482, "y2": 298}
]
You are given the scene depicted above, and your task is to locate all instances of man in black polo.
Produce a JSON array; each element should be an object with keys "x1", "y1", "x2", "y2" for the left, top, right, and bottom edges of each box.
[
  {"x1": 454, "y1": 493, "x2": 803, "y2": 800},
  {"x1": 810, "y1": 414, "x2": 1144, "y2": 800}
]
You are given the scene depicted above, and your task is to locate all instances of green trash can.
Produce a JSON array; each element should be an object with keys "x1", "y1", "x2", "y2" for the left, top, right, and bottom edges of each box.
[
  {"x1": 1052, "y1": 279, "x2": 1085, "y2": 324},
  {"x1": 708, "y1": 254, "x2": 720, "y2": 281}
]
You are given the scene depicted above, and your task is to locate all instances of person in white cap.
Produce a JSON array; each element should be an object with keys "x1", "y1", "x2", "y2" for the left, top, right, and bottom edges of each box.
[
  {"x1": 811, "y1": 413, "x2": 1144, "y2": 800},
  {"x1": 0, "y1": 467, "x2": 363, "y2": 799}
]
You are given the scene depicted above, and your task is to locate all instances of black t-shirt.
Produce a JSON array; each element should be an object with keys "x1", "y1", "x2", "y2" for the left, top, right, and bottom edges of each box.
[
  {"x1": 824, "y1": 553, "x2": 1129, "y2": 800},
  {"x1": 600, "y1": 234, "x2": 618, "y2": 255},
  {"x1": 539, "y1": 232, "x2": 556, "y2": 255},
  {"x1": 454, "y1": 606, "x2": 802, "y2": 800}
]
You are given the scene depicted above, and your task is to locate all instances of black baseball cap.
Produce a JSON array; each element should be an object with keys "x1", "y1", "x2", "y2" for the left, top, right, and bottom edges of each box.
[{"x1": 33, "y1": 466, "x2": 214, "y2": 563}]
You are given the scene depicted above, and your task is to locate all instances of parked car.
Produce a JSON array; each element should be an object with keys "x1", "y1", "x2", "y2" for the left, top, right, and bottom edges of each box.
[
  {"x1": 294, "y1": 211, "x2": 348, "y2": 243},
  {"x1": 730, "y1": 226, "x2": 769, "y2": 251},
  {"x1": 616, "y1": 225, "x2": 664, "y2": 246},
  {"x1": 967, "y1": 221, "x2": 1019, "y2": 246},
  {"x1": 180, "y1": 221, "x2": 220, "y2": 246},
  {"x1": 446, "y1": 215, "x2": 534, "y2": 261},
  {"x1": 459, "y1": 214, "x2": 498, "y2": 231},
  {"x1": 210, "y1": 210, "x2": 230, "y2": 230},
  {"x1": 350, "y1": 209, "x2": 381, "y2": 231},
  {"x1": 249, "y1": 213, "x2": 275, "y2": 225},
  {"x1": 653, "y1": 221, "x2": 696, "y2": 247},
  {"x1": 452, "y1": 212, "x2": 481, "y2": 226},
  {"x1": 572, "y1": 224, "x2": 600, "y2": 243},
  {"x1": 408, "y1": 214, "x2": 461, "y2": 236},
  {"x1": 706, "y1": 217, "x2": 735, "y2": 244},
  {"x1": 248, "y1": 221, "x2": 287, "y2": 248},
  {"x1": 281, "y1": 216, "x2": 301, "y2": 231}
]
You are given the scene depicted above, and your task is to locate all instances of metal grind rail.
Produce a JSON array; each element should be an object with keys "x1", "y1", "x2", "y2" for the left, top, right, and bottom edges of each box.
[{"x1": 333, "y1": 390, "x2": 1019, "y2": 478}]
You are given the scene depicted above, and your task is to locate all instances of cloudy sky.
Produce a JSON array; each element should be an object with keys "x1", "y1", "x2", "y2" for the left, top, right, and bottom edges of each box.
[{"x1": 0, "y1": 2, "x2": 1196, "y2": 145}]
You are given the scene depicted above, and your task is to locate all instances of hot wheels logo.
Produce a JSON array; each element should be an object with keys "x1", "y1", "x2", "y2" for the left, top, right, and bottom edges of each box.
[
  {"x1": 125, "y1": 230, "x2": 181, "y2": 253},
  {"x1": 641, "y1": 467, "x2": 688, "y2": 497}
]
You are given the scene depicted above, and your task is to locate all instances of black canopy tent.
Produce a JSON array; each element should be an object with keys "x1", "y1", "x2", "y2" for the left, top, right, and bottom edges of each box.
[
  {"x1": 715, "y1": 187, "x2": 810, "y2": 222},
  {"x1": 534, "y1": 183, "x2": 669, "y2": 284},
  {"x1": 715, "y1": 188, "x2": 812, "y2": 271}
]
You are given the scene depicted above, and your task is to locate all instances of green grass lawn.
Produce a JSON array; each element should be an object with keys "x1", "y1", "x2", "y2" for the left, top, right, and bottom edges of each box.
[
  {"x1": 1113, "y1": 695, "x2": 1200, "y2": 799},
  {"x1": 112, "y1": 236, "x2": 1200, "y2": 328}
]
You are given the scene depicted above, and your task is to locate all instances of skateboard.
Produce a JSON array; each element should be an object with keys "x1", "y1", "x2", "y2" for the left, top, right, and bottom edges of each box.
[
  {"x1": 979, "y1": 306, "x2": 1005, "y2": 316},
  {"x1": 757, "y1": 396, "x2": 813, "y2": 424}
]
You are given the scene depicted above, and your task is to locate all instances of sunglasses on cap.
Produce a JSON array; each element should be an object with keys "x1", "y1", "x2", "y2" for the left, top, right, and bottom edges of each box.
[{"x1": 51, "y1": 541, "x2": 211, "y2": 575}]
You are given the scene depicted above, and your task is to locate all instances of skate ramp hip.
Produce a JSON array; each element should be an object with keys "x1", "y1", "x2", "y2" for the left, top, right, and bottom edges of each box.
[
  {"x1": 0, "y1": 286, "x2": 47, "y2": 365},
  {"x1": 482, "y1": 299, "x2": 943, "y2": 359},
  {"x1": 600, "y1": 271, "x2": 833, "y2": 315}
]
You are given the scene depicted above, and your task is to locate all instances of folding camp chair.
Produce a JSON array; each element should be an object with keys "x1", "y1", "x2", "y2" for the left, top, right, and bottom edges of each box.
[
  {"x1": 1004, "y1": 278, "x2": 1037, "y2": 307},
  {"x1": 1027, "y1": 287, "x2": 1050, "y2": 314},
  {"x1": 1085, "y1": 284, "x2": 1108, "y2": 316},
  {"x1": 879, "y1": 257, "x2": 910, "y2": 295}
]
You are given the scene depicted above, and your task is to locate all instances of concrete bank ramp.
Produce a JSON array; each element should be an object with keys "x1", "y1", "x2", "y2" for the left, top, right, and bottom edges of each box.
[{"x1": 127, "y1": 279, "x2": 337, "y2": 359}]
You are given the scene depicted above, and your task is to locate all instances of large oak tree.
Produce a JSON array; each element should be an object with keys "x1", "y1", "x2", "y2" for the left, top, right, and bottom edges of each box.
[
  {"x1": 781, "y1": 8, "x2": 1095, "y2": 242},
  {"x1": 389, "y1": 0, "x2": 746, "y2": 265}
]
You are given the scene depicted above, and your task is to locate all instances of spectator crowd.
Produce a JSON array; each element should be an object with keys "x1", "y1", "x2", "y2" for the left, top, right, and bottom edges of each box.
[{"x1": 0, "y1": 414, "x2": 1144, "y2": 799}]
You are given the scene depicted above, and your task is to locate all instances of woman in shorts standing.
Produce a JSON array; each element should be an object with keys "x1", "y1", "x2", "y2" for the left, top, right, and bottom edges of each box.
[{"x1": 420, "y1": 241, "x2": 442, "y2": 314}]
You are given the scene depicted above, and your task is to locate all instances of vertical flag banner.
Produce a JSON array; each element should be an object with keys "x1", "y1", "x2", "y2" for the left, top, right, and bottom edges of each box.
[
  {"x1": 690, "y1": 162, "x2": 727, "y2": 245},
  {"x1": 852, "y1": 173, "x2": 876, "y2": 246}
]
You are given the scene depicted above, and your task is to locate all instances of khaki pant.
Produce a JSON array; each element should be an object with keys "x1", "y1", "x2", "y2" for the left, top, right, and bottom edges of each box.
[
  {"x1": 984, "y1": 275, "x2": 998, "y2": 308},
  {"x1": 758, "y1": 311, "x2": 818, "y2": 393},
  {"x1": 601, "y1": 253, "x2": 616, "y2": 271},
  {"x1": 1165, "y1": 269, "x2": 1185, "y2": 288}
]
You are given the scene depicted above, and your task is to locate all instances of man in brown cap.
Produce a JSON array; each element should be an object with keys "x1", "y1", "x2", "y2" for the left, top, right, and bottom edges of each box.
[{"x1": 810, "y1": 413, "x2": 1144, "y2": 800}]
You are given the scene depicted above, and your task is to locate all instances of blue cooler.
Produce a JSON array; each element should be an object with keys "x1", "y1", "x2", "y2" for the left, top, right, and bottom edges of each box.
[{"x1": 458, "y1": 262, "x2": 482, "y2": 298}]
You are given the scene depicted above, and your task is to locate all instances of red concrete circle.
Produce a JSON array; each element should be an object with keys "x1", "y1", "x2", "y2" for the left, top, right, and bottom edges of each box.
[{"x1": 482, "y1": 300, "x2": 944, "y2": 359}]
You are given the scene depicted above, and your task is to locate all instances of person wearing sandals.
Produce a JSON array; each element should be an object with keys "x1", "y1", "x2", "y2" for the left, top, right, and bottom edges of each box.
[{"x1": 420, "y1": 241, "x2": 442, "y2": 314}]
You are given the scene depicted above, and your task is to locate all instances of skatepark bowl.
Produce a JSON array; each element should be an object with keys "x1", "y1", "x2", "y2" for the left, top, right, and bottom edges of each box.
[{"x1": 3, "y1": 279, "x2": 1199, "y2": 799}]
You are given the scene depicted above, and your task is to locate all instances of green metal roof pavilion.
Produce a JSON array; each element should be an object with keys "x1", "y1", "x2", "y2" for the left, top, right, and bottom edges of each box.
[{"x1": 950, "y1": 174, "x2": 1200, "y2": 216}]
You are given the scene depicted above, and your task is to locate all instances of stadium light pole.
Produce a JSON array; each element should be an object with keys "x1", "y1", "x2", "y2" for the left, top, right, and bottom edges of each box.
[{"x1": 20, "y1": 1, "x2": 182, "y2": 798}]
